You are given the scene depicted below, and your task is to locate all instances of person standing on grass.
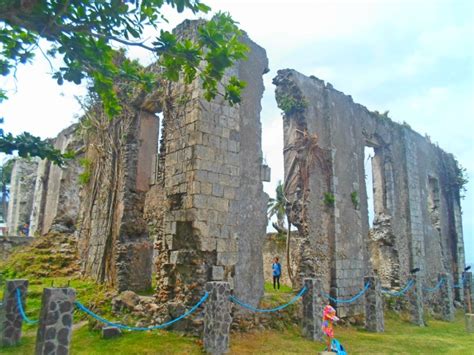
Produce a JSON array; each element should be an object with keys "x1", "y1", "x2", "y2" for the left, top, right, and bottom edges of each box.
[{"x1": 272, "y1": 256, "x2": 282, "y2": 290}]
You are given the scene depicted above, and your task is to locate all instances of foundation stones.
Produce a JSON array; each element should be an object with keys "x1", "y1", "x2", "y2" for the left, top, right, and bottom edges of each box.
[
  {"x1": 35, "y1": 288, "x2": 76, "y2": 355},
  {"x1": 438, "y1": 272, "x2": 455, "y2": 321},
  {"x1": 301, "y1": 278, "x2": 324, "y2": 341},
  {"x1": 408, "y1": 275, "x2": 424, "y2": 327},
  {"x1": 364, "y1": 276, "x2": 384, "y2": 332},
  {"x1": 0, "y1": 279, "x2": 28, "y2": 346},
  {"x1": 203, "y1": 282, "x2": 232, "y2": 355}
]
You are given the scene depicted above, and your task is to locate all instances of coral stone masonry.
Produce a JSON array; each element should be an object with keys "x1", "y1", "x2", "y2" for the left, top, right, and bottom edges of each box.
[{"x1": 3, "y1": 21, "x2": 467, "y2": 327}]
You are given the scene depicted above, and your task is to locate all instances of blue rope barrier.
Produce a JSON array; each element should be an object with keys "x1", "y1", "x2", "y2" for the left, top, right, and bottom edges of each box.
[
  {"x1": 320, "y1": 282, "x2": 371, "y2": 304},
  {"x1": 381, "y1": 279, "x2": 415, "y2": 297},
  {"x1": 423, "y1": 278, "x2": 445, "y2": 292},
  {"x1": 229, "y1": 286, "x2": 307, "y2": 313},
  {"x1": 74, "y1": 292, "x2": 209, "y2": 331},
  {"x1": 16, "y1": 288, "x2": 39, "y2": 324}
]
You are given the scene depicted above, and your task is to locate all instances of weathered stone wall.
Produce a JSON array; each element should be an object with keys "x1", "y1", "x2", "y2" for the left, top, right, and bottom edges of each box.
[
  {"x1": 148, "y1": 20, "x2": 269, "y2": 311},
  {"x1": 77, "y1": 96, "x2": 158, "y2": 292},
  {"x1": 274, "y1": 69, "x2": 465, "y2": 316},
  {"x1": 29, "y1": 124, "x2": 83, "y2": 236},
  {"x1": 0, "y1": 236, "x2": 33, "y2": 261},
  {"x1": 6, "y1": 159, "x2": 38, "y2": 236}
]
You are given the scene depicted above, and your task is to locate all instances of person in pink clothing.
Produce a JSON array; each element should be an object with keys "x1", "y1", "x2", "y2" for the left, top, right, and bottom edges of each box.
[{"x1": 322, "y1": 304, "x2": 339, "y2": 351}]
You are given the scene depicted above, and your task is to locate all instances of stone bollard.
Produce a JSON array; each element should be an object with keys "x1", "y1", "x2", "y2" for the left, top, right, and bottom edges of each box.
[
  {"x1": 364, "y1": 276, "x2": 384, "y2": 332},
  {"x1": 35, "y1": 288, "x2": 76, "y2": 355},
  {"x1": 203, "y1": 282, "x2": 232, "y2": 355},
  {"x1": 439, "y1": 273, "x2": 454, "y2": 321},
  {"x1": 0, "y1": 279, "x2": 29, "y2": 347},
  {"x1": 463, "y1": 272, "x2": 473, "y2": 314},
  {"x1": 408, "y1": 275, "x2": 424, "y2": 326},
  {"x1": 301, "y1": 278, "x2": 324, "y2": 341}
]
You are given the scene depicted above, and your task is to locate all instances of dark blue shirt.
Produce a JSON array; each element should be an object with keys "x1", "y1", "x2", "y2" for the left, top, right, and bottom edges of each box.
[{"x1": 272, "y1": 262, "x2": 281, "y2": 277}]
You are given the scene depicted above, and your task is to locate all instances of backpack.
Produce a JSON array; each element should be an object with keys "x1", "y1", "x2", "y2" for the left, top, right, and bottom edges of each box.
[{"x1": 331, "y1": 338, "x2": 347, "y2": 355}]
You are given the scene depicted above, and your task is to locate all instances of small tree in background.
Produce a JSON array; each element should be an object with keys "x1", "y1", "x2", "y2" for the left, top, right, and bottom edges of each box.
[{"x1": 268, "y1": 180, "x2": 294, "y2": 285}]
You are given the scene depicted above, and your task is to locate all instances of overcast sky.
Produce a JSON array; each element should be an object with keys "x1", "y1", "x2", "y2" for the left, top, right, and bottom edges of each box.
[{"x1": 1, "y1": 0, "x2": 472, "y2": 264}]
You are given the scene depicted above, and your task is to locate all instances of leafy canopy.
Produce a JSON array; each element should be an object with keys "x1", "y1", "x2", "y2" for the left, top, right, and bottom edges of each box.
[{"x1": 0, "y1": 0, "x2": 248, "y2": 163}]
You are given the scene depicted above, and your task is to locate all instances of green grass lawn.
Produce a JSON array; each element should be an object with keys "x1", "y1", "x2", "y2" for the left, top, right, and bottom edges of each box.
[
  {"x1": 2, "y1": 307, "x2": 472, "y2": 354},
  {"x1": 2, "y1": 274, "x2": 473, "y2": 354}
]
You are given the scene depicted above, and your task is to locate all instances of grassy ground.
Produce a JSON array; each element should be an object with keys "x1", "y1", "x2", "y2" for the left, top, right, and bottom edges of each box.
[
  {"x1": 2, "y1": 281, "x2": 472, "y2": 354},
  {"x1": 2, "y1": 310, "x2": 472, "y2": 354},
  {"x1": 1, "y1": 246, "x2": 473, "y2": 354}
]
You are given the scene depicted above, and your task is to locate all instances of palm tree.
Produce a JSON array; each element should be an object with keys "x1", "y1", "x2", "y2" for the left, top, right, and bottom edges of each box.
[{"x1": 268, "y1": 180, "x2": 294, "y2": 285}]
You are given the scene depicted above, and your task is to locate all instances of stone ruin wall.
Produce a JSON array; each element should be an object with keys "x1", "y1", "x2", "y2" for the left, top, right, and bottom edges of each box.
[
  {"x1": 274, "y1": 69, "x2": 465, "y2": 316},
  {"x1": 6, "y1": 159, "x2": 38, "y2": 235},
  {"x1": 147, "y1": 20, "x2": 269, "y2": 309},
  {"x1": 4, "y1": 23, "x2": 466, "y2": 320},
  {"x1": 29, "y1": 124, "x2": 83, "y2": 236},
  {"x1": 76, "y1": 94, "x2": 157, "y2": 292}
]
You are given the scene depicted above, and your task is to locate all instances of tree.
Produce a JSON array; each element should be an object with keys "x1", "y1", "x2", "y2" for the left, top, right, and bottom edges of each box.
[
  {"x1": 0, "y1": 0, "x2": 247, "y2": 161},
  {"x1": 267, "y1": 180, "x2": 294, "y2": 285}
]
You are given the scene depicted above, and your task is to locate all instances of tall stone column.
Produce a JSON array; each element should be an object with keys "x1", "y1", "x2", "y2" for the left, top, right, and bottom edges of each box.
[
  {"x1": 464, "y1": 272, "x2": 473, "y2": 314},
  {"x1": 35, "y1": 288, "x2": 76, "y2": 355},
  {"x1": 301, "y1": 278, "x2": 324, "y2": 341},
  {"x1": 408, "y1": 275, "x2": 424, "y2": 326},
  {"x1": 364, "y1": 276, "x2": 384, "y2": 332},
  {"x1": 439, "y1": 273, "x2": 454, "y2": 321},
  {"x1": 0, "y1": 280, "x2": 29, "y2": 346},
  {"x1": 203, "y1": 282, "x2": 232, "y2": 355}
]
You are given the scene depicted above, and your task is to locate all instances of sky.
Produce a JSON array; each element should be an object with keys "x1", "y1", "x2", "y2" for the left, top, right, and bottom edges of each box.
[{"x1": 1, "y1": 0, "x2": 473, "y2": 264}]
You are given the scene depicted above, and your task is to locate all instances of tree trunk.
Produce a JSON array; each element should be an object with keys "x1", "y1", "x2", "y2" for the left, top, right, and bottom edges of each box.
[{"x1": 286, "y1": 214, "x2": 294, "y2": 286}]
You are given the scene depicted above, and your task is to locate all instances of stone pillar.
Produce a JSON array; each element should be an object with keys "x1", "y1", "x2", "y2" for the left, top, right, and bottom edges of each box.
[
  {"x1": 203, "y1": 282, "x2": 232, "y2": 355},
  {"x1": 364, "y1": 276, "x2": 384, "y2": 332},
  {"x1": 408, "y1": 275, "x2": 424, "y2": 326},
  {"x1": 439, "y1": 273, "x2": 454, "y2": 321},
  {"x1": 35, "y1": 288, "x2": 76, "y2": 355},
  {"x1": 0, "y1": 279, "x2": 28, "y2": 346},
  {"x1": 301, "y1": 278, "x2": 324, "y2": 341},
  {"x1": 463, "y1": 272, "x2": 473, "y2": 314}
]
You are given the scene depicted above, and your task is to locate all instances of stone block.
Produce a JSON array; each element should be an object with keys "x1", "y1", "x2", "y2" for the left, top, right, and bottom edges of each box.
[
  {"x1": 102, "y1": 326, "x2": 122, "y2": 339},
  {"x1": 408, "y1": 275, "x2": 425, "y2": 327},
  {"x1": 465, "y1": 314, "x2": 474, "y2": 333},
  {"x1": 35, "y1": 288, "x2": 76, "y2": 355},
  {"x1": 217, "y1": 252, "x2": 238, "y2": 266},
  {"x1": 203, "y1": 282, "x2": 232, "y2": 354},
  {"x1": 364, "y1": 276, "x2": 384, "y2": 332},
  {"x1": 301, "y1": 278, "x2": 324, "y2": 341},
  {"x1": 0, "y1": 279, "x2": 29, "y2": 347},
  {"x1": 439, "y1": 273, "x2": 454, "y2": 321},
  {"x1": 211, "y1": 266, "x2": 225, "y2": 281}
]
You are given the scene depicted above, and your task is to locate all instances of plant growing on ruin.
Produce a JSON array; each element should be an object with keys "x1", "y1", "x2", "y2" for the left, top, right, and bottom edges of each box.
[
  {"x1": 454, "y1": 161, "x2": 469, "y2": 200},
  {"x1": 78, "y1": 158, "x2": 93, "y2": 185},
  {"x1": 323, "y1": 192, "x2": 335, "y2": 207},
  {"x1": 275, "y1": 92, "x2": 307, "y2": 116},
  {"x1": 0, "y1": 1, "x2": 248, "y2": 163},
  {"x1": 351, "y1": 191, "x2": 359, "y2": 210}
]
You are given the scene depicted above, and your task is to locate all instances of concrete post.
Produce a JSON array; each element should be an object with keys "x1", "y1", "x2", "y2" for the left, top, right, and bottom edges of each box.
[
  {"x1": 439, "y1": 273, "x2": 454, "y2": 321},
  {"x1": 301, "y1": 278, "x2": 324, "y2": 341},
  {"x1": 408, "y1": 275, "x2": 424, "y2": 326},
  {"x1": 463, "y1": 272, "x2": 473, "y2": 314},
  {"x1": 0, "y1": 279, "x2": 28, "y2": 346},
  {"x1": 203, "y1": 282, "x2": 232, "y2": 355},
  {"x1": 35, "y1": 288, "x2": 76, "y2": 355},
  {"x1": 364, "y1": 276, "x2": 384, "y2": 332}
]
